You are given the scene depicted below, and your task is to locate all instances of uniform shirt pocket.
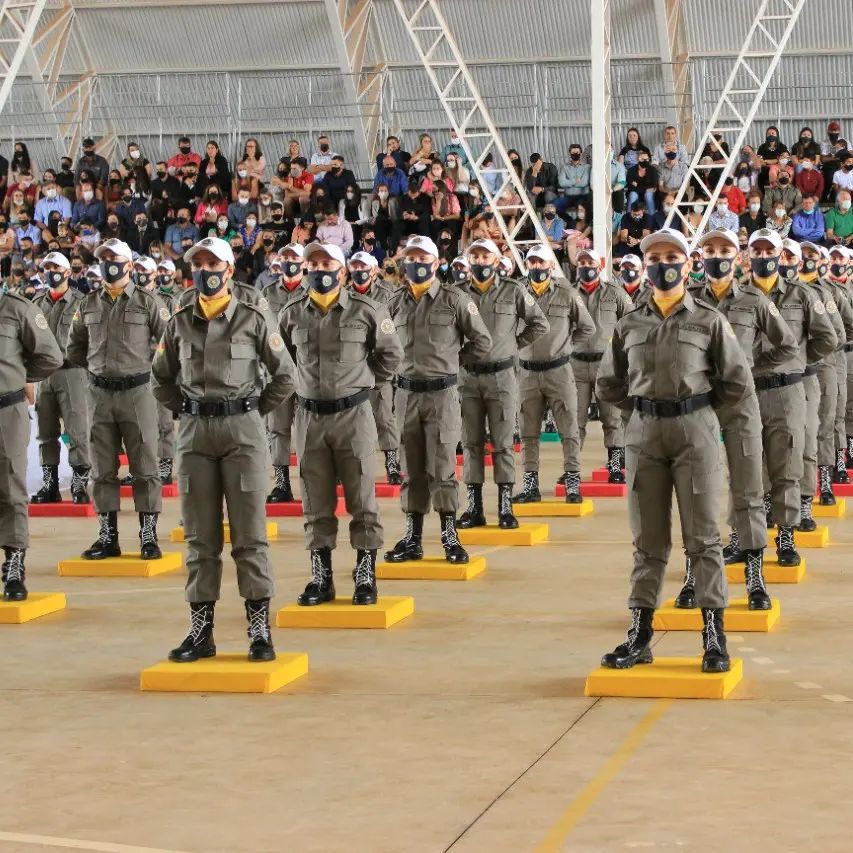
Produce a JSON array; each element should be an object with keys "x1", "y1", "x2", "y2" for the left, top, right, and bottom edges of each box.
[
  {"x1": 178, "y1": 341, "x2": 194, "y2": 382},
  {"x1": 227, "y1": 341, "x2": 257, "y2": 385},
  {"x1": 676, "y1": 328, "x2": 710, "y2": 373},
  {"x1": 428, "y1": 308, "x2": 456, "y2": 344},
  {"x1": 82, "y1": 311, "x2": 102, "y2": 326},
  {"x1": 0, "y1": 323, "x2": 18, "y2": 359},
  {"x1": 339, "y1": 324, "x2": 368, "y2": 363}
]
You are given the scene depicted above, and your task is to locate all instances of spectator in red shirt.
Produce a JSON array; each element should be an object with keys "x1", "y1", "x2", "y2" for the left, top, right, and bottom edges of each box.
[
  {"x1": 4, "y1": 171, "x2": 38, "y2": 211},
  {"x1": 166, "y1": 136, "x2": 202, "y2": 178},
  {"x1": 194, "y1": 185, "x2": 228, "y2": 227},
  {"x1": 281, "y1": 158, "x2": 314, "y2": 219},
  {"x1": 721, "y1": 176, "x2": 747, "y2": 214},
  {"x1": 794, "y1": 153, "x2": 825, "y2": 201}
]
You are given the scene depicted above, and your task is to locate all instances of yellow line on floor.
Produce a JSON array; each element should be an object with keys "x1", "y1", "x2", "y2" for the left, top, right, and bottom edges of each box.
[
  {"x1": 535, "y1": 698, "x2": 672, "y2": 851},
  {"x1": 0, "y1": 830, "x2": 189, "y2": 853}
]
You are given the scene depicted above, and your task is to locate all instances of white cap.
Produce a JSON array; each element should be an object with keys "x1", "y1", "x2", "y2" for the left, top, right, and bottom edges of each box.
[
  {"x1": 134, "y1": 255, "x2": 157, "y2": 273},
  {"x1": 577, "y1": 247, "x2": 603, "y2": 265},
  {"x1": 451, "y1": 255, "x2": 470, "y2": 269},
  {"x1": 303, "y1": 241, "x2": 346, "y2": 266},
  {"x1": 402, "y1": 234, "x2": 439, "y2": 258},
  {"x1": 466, "y1": 238, "x2": 501, "y2": 258},
  {"x1": 157, "y1": 259, "x2": 176, "y2": 273},
  {"x1": 799, "y1": 240, "x2": 822, "y2": 255},
  {"x1": 349, "y1": 251, "x2": 379, "y2": 269},
  {"x1": 280, "y1": 242, "x2": 305, "y2": 259},
  {"x1": 269, "y1": 256, "x2": 283, "y2": 270},
  {"x1": 829, "y1": 245, "x2": 850, "y2": 260},
  {"x1": 39, "y1": 251, "x2": 70, "y2": 271},
  {"x1": 525, "y1": 245, "x2": 553, "y2": 264},
  {"x1": 819, "y1": 245, "x2": 831, "y2": 261},
  {"x1": 781, "y1": 238, "x2": 802, "y2": 259},
  {"x1": 93, "y1": 238, "x2": 133, "y2": 262},
  {"x1": 184, "y1": 236, "x2": 236, "y2": 266},
  {"x1": 697, "y1": 229, "x2": 740, "y2": 252},
  {"x1": 499, "y1": 256, "x2": 513, "y2": 274},
  {"x1": 86, "y1": 264, "x2": 103, "y2": 279},
  {"x1": 640, "y1": 227, "x2": 691, "y2": 255},
  {"x1": 620, "y1": 253, "x2": 642, "y2": 267},
  {"x1": 748, "y1": 228, "x2": 783, "y2": 252}
]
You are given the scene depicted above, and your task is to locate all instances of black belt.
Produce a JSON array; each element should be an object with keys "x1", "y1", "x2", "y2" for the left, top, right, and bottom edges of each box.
[
  {"x1": 804, "y1": 364, "x2": 818, "y2": 377},
  {"x1": 89, "y1": 371, "x2": 150, "y2": 391},
  {"x1": 182, "y1": 396, "x2": 260, "y2": 417},
  {"x1": 633, "y1": 393, "x2": 712, "y2": 418},
  {"x1": 296, "y1": 389, "x2": 370, "y2": 415},
  {"x1": 0, "y1": 389, "x2": 26, "y2": 409},
  {"x1": 754, "y1": 372, "x2": 804, "y2": 391},
  {"x1": 465, "y1": 357, "x2": 515, "y2": 376},
  {"x1": 571, "y1": 352, "x2": 604, "y2": 363},
  {"x1": 396, "y1": 374, "x2": 458, "y2": 392},
  {"x1": 520, "y1": 354, "x2": 572, "y2": 372},
  {"x1": 845, "y1": 344, "x2": 853, "y2": 353}
]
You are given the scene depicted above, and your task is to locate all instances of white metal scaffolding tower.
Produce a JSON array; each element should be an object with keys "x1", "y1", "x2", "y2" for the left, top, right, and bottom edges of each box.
[
  {"x1": 591, "y1": 0, "x2": 613, "y2": 272},
  {"x1": 0, "y1": 0, "x2": 47, "y2": 114}
]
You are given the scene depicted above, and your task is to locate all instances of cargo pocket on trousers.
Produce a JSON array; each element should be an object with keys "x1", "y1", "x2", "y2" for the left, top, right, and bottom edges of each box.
[
  {"x1": 178, "y1": 475, "x2": 191, "y2": 496},
  {"x1": 240, "y1": 471, "x2": 267, "y2": 495}
]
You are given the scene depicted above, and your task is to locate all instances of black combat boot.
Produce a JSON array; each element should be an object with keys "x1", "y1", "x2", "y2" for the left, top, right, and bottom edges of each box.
[
  {"x1": 497, "y1": 484, "x2": 519, "y2": 529},
  {"x1": 601, "y1": 607, "x2": 655, "y2": 669},
  {"x1": 798, "y1": 496, "x2": 817, "y2": 532},
  {"x1": 82, "y1": 511, "x2": 120, "y2": 559},
  {"x1": 384, "y1": 512, "x2": 424, "y2": 563},
  {"x1": 245, "y1": 598, "x2": 276, "y2": 661},
  {"x1": 70, "y1": 465, "x2": 91, "y2": 504},
  {"x1": 775, "y1": 525, "x2": 801, "y2": 567},
  {"x1": 353, "y1": 549, "x2": 378, "y2": 605},
  {"x1": 168, "y1": 602, "x2": 216, "y2": 662},
  {"x1": 384, "y1": 449, "x2": 402, "y2": 485},
  {"x1": 440, "y1": 512, "x2": 469, "y2": 564},
  {"x1": 266, "y1": 464, "x2": 294, "y2": 503},
  {"x1": 512, "y1": 471, "x2": 541, "y2": 503},
  {"x1": 588, "y1": 401, "x2": 600, "y2": 422},
  {"x1": 2, "y1": 548, "x2": 27, "y2": 601},
  {"x1": 297, "y1": 547, "x2": 335, "y2": 606},
  {"x1": 834, "y1": 448, "x2": 850, "y2": 484},
  {"x1": 564, "y1": 471, "x2": 583, "y2": 504},
  {"x1": 543, "y1": 408, "x2": 557, "y2": 433},
  {"x1": 701, "y1": 608, "x2": 730, "y2": 673},
  {"x1": 458, "y1": 484, "x2": 486, "y2": 528},
  {"x1": 158, "y1": 457, "x2": 174, "y2": 486},
  {"x1": 818, "y1": 465, "x2": 836, "y2": 506},
  {"x1": 30, "y1": 465, "x2": 61, "y2": 503},
  {"x1": 744, "y1": 549, "x2": 772, "y2": 611},
  {"x1": 722, "y1": 528, "x2": 744, "y2": 565},
  {"x1": 674, "y1": 557, "x2": 696, "y2": 609},
  {"x1": 120, "y1": 474, "x2": 134, "y2": 487},
  {"x1": 607, "y1": 447, "x2": 626, "y2": 484},
  {"x1": 139, "y1": 512, "x2": 162, "y2": 560},
  {"x1": 763, "y1": 492, "x2": 773, "y2": 528}
]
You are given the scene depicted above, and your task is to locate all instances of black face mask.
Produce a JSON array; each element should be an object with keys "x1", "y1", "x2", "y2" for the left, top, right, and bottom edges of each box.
[
  {"x1": 470, "y1": 263, "x2": 495, "y2": 284},
  {"x1": 750, "y1": 256, "x2": 779, "y2": 278},
  {"x1": 100, "y1": 260, "x2": 127, "y2": 284},
  {"x1": 351, "y1": 270, "x2": 371, "y2": 287},
  {"x1": 272, "y1": 214, "x2": 284, "y2": 221},
  {"x1": 578, "y1": 266, "x2": 599, "y2": 283},
  {"x1": 703, "y1": 257, "x2": 734, "y2": 280},
  {"x1": 778, "y1": 176, "x2": 789, "y2": 184},
  {"x1": 543, "y1": 213, "x2": 555, "y2": 221},
  {"x1": 528, "y1": 268, "x2": 550, "y2": 284},
  {"x1": 307, "y1": 270, "x2": 339, "y2": 293},
  {"x1": 691, "y1": 260, "x2": 705, "y2": 273},
  {"x1": 621, "y1": 269, "x2": 640, "y2": 283},
  {"x1": 319, "y1": 144, "x2": 330, "y2": 153},
  {"x1": 803, "y1": 259, "x2": 817, "y2": 273},
  {"x1": 177, "y1": 216, "x2": 188, "y2": 224},
  {"x1": 71, "y1": 266, "x2": 83, "y2": 275},
  {"x1": 47, "y1": 271, "x2": 66, "y2": 287},
  {"x1": 830, "y1": 263, "x2": 847, "y2": 278},
  {"x1": 646, "y1": 261, "x2": 684, "y2": 291},
  {"x1": 404, "y1": 262, "x2": 434, "y2": 285},
  {"x1": 137, "y1": 219, "x2": 147, "y2": 229},
  {"x1": 779, "y1": 263, "x2": 799, "y2": 281},
  {"x1": 136, "y1": 272, "x2": 152, "y2": 286},
  {"x1": 362, "y1": 238, "x2": 374, "y2": 246},
  {"x1": 262, "y1": 238, "x2": 274, "y2": 247},
  {"x1": 156, "y1": 171, "x2": 166, "y2": 178},
  {"x1": 570, "y1": 152, "x2": 581, "y2": 161},
  {"x1": 452, "y1": 269, "x2": 469, "y2": 283},
  {"x1": 829, "y1": 133, "x2": 840, "y2": 143},
  {"x1": 282, "y1": 262, "x2": 302, "y2": 279},
  {"x1": 179, "y1": 146, "x2": 191, "y2": 154},
  {"x1": 193, "y1": 268, "x2": 228, "y2": 297}
]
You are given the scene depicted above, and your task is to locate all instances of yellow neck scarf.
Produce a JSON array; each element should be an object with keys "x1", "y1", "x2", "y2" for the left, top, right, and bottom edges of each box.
[
  {"x1": 471, "y1": 278, "x2": 494, "y2": 294},
  {"x1": 751, "y1": 274, "x2": 779, "y2": 294},
  {"x1": 408, "y1": 281, "x2": 432, "y2": 302},
  {"x1": 530, "y1": 279, "x2": 551, "y2": 297},
  {"x1": 105, "y1": 284, "x2": 125, "y2": 301},
  {"x1": 309, "y1": 286, "x2": 340, "y2": 312},
  {"x1": 710, "y1": 279, "x2": 733, "y2": 301},
  {"x1": 800, "y1": 271, "x2": 818, "y2": 284},
  {"x1": 198, "y1": 291, "x2": 232, "y2": 320},
  {"x1": 653, "y1": 291, "x2": 684, "y2": 318}
]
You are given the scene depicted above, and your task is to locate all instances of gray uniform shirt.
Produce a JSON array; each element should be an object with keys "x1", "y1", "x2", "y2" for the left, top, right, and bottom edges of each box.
[
  {"x1": 262, "y1": 279, "x2": 307, "y2": 319},
  {"x1": 574, "y1": 281, "x2": 634, "y2": 354},
  {"x1": 345, "y1": 279, "x2": 395, "y2": 308},
  {"x1": 32, "y1": 287, "x2": 84, "y2": 359},
  {"x1": 825, "y1": 279, "x2": 853, "y2": 346},
  {"x1": 0, "y1": 291, "x2": 64, "y2": 392},
  {"x1": 518, "y1": 280, "x2": 595, "y2": 361}
]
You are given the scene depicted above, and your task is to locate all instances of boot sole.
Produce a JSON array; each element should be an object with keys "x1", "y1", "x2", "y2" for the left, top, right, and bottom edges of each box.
[
  {"x1": 384, "y1": 552, "x2": 423, "y2": 563},
  {"x1": 81, "y1": 550, "x2": 122, "y2": 560},
  {"x1": 169, "y1": 647, "x2": 217, "y2": 663},
  {"x1": 702, "y1": 660, "x2": 731, "y2": 673},
  {"x1": 297, "y1": 593, "x2": 336, "y2": 607}
]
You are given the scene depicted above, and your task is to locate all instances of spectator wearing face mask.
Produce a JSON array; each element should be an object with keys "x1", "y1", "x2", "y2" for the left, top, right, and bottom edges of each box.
[
  {"x1": 102, "y1": 214, "x2": 124, "y2": 242},
  {"x1": 565, "y1": 203, "x2": 593, "y2": 266},
  {"x1": 651, "y1": 126, "x2": 689, "y2": 166},
  {"x1": 430, "y1": 181, "x2": 461, "y2": 243},
  {"x1": 358, "y1": 228, "x2": 385, "y2": 264},
  {"x1": 74, "y1": 138, "x2": 110, "y2": 191},
  {"x1": 524, "y1": 153, "x2": 558, "y2": 209},
  {"x1": 34, "y1": 180, "x2": 72, "y2": 228},
  {"x1": 653, "y1": 193, "x2": 676, "y2": 230},
  {"x1": 756, "y1": 126, "x2": 788, "y2": 189},
  {"x1": 104, "y1": 169, "x2": 125, "y2": 211},
  {"x1": 309, "y1": 134, "x2": 334, "y2": 183},
  {"x1": 0, "y1": 214, "x2": 14, "y2": 275},
  {"x1": 68, "y1": 257, "x2": 89, "y2": 293},
  {"x1": 340, "y1": 183, "x2": 367, "y2": 245},
  {"x1": 206, "y1": 213, "x2": 237, "y2": 242},
  {"x1": 656, "y1": 145, "x2": 688, "y2": 198},
  {"x1": 200, "y1": 140, "x2": 232, "y2": 196},
  {"x1": 239, "y1": 213, "x2": 261, "y2": 252},
  {"x1": 324, "y1": 155, "x2": 357, "y2": 205},
  {"x1": 281, "y1": 158, "x2": 313, "y2": 218},
  {"x1": 375, "y1": 135, "x2": 411, "y2": 173},
  {"x1": 126, "y1": 211, "x2": 160, "y2": 256},
  {"x1": 254, "y1": 190, "x2": 276, "y2": 226},
  {"x1": 768, "y1": 152, "x2": 795, "y2": 187},
  {"x1": 540, "y1": 203, "x2": 565, "y2": 251},
  {"x1": 557, "y1": 144, "x2": 591, "y2": 214},
  {"x1": 477, "y1": 152, "x2": 501, "y2": 198},
  {"x1": 14, "y1": 211, "x2": 41, "y2": 251},
  {"x1": 316, "y1": 205, "x2": 354, "y2": 255},
  {"x1": 114, "y1": 187, "x2": 147, "y2": 230},
  {"x1": 765, "y1": 201, "x2": 792, "y2": 239},
  {"x1": 4, "y1": 171, "x2": 37, "y2": 213},
  {"x1": 706, "y1": 197, "x2": 739, "y2": 233},
  {"x1": 762, "y1": 168, "x2": 801, "y2": 216},
  {"x1": 439, "y1": 128, "x2": 468, "y2": 167},
  {"x1": 738, "y1": 191, "x2": 767, "y2": 241},
  {"x1": 227, "y1": 189, "x2": 257, "y2": 227},
  {"x1": 72, "y1": 182, "x2": 105, "y2": 228},
  {"x1": 795, "y1": 154, "x2": 825, "y2": 200},
  {"x1": 625, "y1": 154, "x2": 659, "y2": 216},
  {"x1": 720, "y1": 176, "x2": 747, "y2": 214},
  {"x1": 289, "y1": 218, "x2": 316, "y2": 247},
  {"x1": 370, "y1": 183, "x2": 395, "y2": 251},
  {"x1": 266, "y1": 202, "x2": 293, "y2": 246},
  {"x1": 825, "y1": 190, "x2": 853, "y2": 248},
  {"x1": 74, "y1": 220, "x2": 100, "y2": 255},
  {"x1": 615, "y1": 201, "x2": 651, "y2": 257},
  {"x1": 832, "y1": 152, "x2": 853, "y2": 195},
  {"x1": 305, "y1": 185, "x2": 330, "y2": 225},
  {"x1": 166, "y1": 136, "x2": 202, "y2": 177},
  {"x1": 56, "y1": 157, "x2": 75, "y2": 196},
  {"x1": 444, "y1": 154, "x2": 470, "y2": 197},
  {"x1": 820, "y1": 122, "x2": 843, "y2": 200},
  {"x1": 790, "y1": 194, "x2": 826, "y2": 243},
  {"x1": 253, "y1": 230, "x2": 279, "y2": 281},
  {"x1": 119, "y1": 141, "x2": 153, "y2": 193},
  {"x1": 241, "y1": 137, "x2": 266, "y2": 183},
  {"x1": 374, "y1": 155, "x2": 408, "y2": 198},
  {"x1": 176, "y1": 163, "x2": 202, "y2": 213},
  {"x1": 392, "y1": 177, "x2": 432, "y2": 249},
  {"x1": 164, "y1": 208, "x2": 199, "y2": 260},
  {"x1": 229, "y1": 161, "x2": 257, "y2": 203},
  {"x1": 791, "y1": 126, "x2": 821, "y2": 168},
  {"x1": 193, "y1": 184, "x2": 228, "y2": 228}
]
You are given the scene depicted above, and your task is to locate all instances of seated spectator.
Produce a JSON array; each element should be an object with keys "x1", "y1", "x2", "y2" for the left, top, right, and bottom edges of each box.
[
  {"x1": 507, "y1": 149, "x2": 524, "y2": 180},
  {"x1": 4, "y1": 171, "x2": 37, "y2": 212},
  {"x1": 290, "y1": 218, "x2": 316, "y2": 246},
  {"x1": 194, "y1": 185, "x2": 228, "y2": 227},
  {"x1": 374, "y1": 155, "x2": 408, "y2": 197},
  {"x1": 177, "y1": 164, "x2": 203, "y2": 213},
  {"x1": 656, "y1": 146, "x2": 688, "y2": 200},
  {"x1": 206, "y1": 214, "x2": 237, "y2": 242},
  {"x1": 720, "y1": 176, "x2": 746, "y2": 214},
  {"x1": 0, "y1": 213, "x2": 14, "y2": 274},
  {"x1": 252, "y1": 230, "x2": 278, "y2": 281},
  {"x1": 765, "y1": 202, "x2": 792, "y2": 239},
  {"x1": 241, "y1": 137, "x2": 266, "y2": 183},
  {"x1": 790, "y1": 194, "x2": 825, "y2": 242},
  {"x1": 762, "y1": 171, "x2": 801, "y2": 215},
  {"x1": 706, "y1": 195, "x2": 740, "y2": 233},
  {"x1": 738, "y1": 191, "x2": 767, "y2": 241},
  {"x1": 652, "y1": 126, "x2": 689, "y2": 165},
  {"x1": 767, "y1": 152, "x2": 795, "y2": 187},
  {"x1": 524, "y1": 152, "x2": 558, "y2": 209},
  {"x1": 230, "y1": 234, "x2": 253, "y2": 282},
  {"x1": 564, "y1": 202, "x2": 592, "y2": 266},
  {"x1": 148, "y1": 241, "x2": 166, "y2": 264},
  {"x1": 270, "y1": 158, "x2": 290, "y2": 204},
  {"x1": 56, "y1": 220, "x2": 76, "y2": 255},
  {"x1": 440, "y1": 128, "x2": 468, "y2": 167},
  {"x1": 430, "y1": 181, "x2": 461, "y2": 241},
  {"x1": 308, "y1": 134, "x2": 334, "y2": 183},
  {"x1": 825, "y1": 190, "x2": 853, "y2": 248},
  {"x1": 231, "y1": 161, "x2": 259, "y2": 202},
  {"x1": 74, "y1": 138, "x2": 110, "y2": 192},
  {"x1": 618, "y1": 127, "x2": 651, "y2": 169},
  {"x1": 444, "y1": 153, "x2": 470, "y2": 196},
  {"x1": 820, "y1": 121, "x2": 843, "y2": 201},
  {"x1": 436, "y1": 228, "x2": 457, "y2": 271},
  {"x1": 832, "y1": 151, "x2": 853, "y2": 195},
  {"x1": 126, "y1": 210, "x2": 160, "y2": 255},
  {"x1": 701, "y1": 132, "x2": 730, "y2": 164},
  {"x1": 72, "y1": 182, "x2": 105, "y2": 228},
  {"x1": 56, "y1": 156, "x2": 75, "y2": 198},
  {"x1": 422, "y1": 162, "x2": 454, "y2": 195},
  {"x1": 557, "y1": 144, "x2": 591, "y2": 214},
  {"x1": 653, "y1": 193, "x2": 676, "y2": 230},
  {"x1": 227, "y1": 189, "x2": 256, "y2": 227},
  {"x1": 281, "y1": 158, "x2": 313, "y2": 218},
  {"x1": 540, "y1": 202, "x2": 565, "y2": 251},
  {"x1": 611, "y1": 153, "x2": 627, "y2": 213},
  {"x1": 104, "y1": 170, "x2": 124, "y2": 210},
  {"x1": 199, "y1": 140, "x2": 232, "y2": 196},
  {"x1": 468, "y1": 203, "x2": 506, "y2": 252},
  {"x1": 370, "y1": 183, "x2": 396, "y2": 251},
  {"x1": 626, "y1": 154, "x2": 659, "y2": 216},
  {"x1": 266, "y1": 202, "x2": 294, "y2": 246},
  {"x1": 304, "y1": 183, "x2": 330, "y2": 224},
  {"x1": 163, "y1": 208, "x2": 198, "y2": 260},
  {"x1": 68, "y1": 256, "x2": 88, "y2": 293},
  {"x1": 478, "y1": 152, "x2": 502, "y2": 198},
  {"x1": 75, "y1": 219, "x2": 100, "y2": 255},
  {"x1": 340, "y1": 183, "x2": 367, "y2": 245},
  {"x1": 34, "y1": 179, "x2": 72, "y2": 227},
  {"x1": 733, "y1": 155, "x2": 756, "y2": 195},
  {"x1": 615, "y1": 201, "x2": 651, "y2": 257},
  {"x1": 102, "y1": 212, "x2": 124, "y2": 242},
  {"x1": 756, "y1": 126, "x2": 787, "y2": 189},
  {"x1": 149, "y1": 162, "x2": 181, "y2": 222},
  {"x1": 239, "y1": 212, "x2": 261, "y2": 251},
  {"x1": 255, "y1": 189, "x2": 275, "y2": 225},
  {"x1": 166, "y1": 136, "x2": 202, "y2": 178},
  {"x1": 114, "y1": 186, "x2": 146, "y2": 230},
  {"x1": 284, "y1": 139, "x2": 301, "y2": 165},
  {"x1": 392, "y1": 177, "x2": 432, "y2": 248},
  {"x1": 324, "y1": 154, "x2": 357, "y2": 205},
  {"x1": 9, "y1": 142, "x2": 33, "y2": 183},
  {"x1": 791, "y1": 126, "x2": 821, "y2": 168},
  {"x1": 357, "y1": 226, "x2": 385, "y2": 264},
  {"x1": 316, "y1": 205, "x2": 354, "y2": 255},
  {"x1": 795, "y1": 153, "x2": 824, "y2": 200},
  {"x1": 409, "y1": 133, "x2": 436, "y2": 174},
  {"x1": 14, "y1": 233, "x2": 37, "y2": 268},
  {"x1": 375, "y1": 135, "x2": 411, "y2": 173}
]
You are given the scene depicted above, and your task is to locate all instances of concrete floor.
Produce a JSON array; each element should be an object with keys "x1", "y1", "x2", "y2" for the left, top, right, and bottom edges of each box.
[{"x1": 4, "y1": 420, "x2": 853, "y2": 853}]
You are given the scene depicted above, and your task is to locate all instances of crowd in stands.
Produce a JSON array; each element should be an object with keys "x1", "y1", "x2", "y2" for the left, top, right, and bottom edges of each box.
[{"x1": 1, "y1": 120, "x2": 852, "y2": 295}]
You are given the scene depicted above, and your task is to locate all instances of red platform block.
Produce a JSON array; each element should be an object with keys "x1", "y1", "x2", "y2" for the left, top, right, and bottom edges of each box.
[
  {"x1": 591, "y1": 467, "x2": 626, "y2": 483},
  {"x1": 485, "y1": 442, "x2": 521, "y2": 453},
  {"x1": 556, "y1": 482, "x2": 627, "y2": 498},
  {"x1": 29, "y1": 502, "x2": 96, "y2": 518},
  {"x1": 825, "y1": 482, "x2": 853, "y2": 497},
  {"x1": 267, "y1": 498, "x2": 347, "y2": 517},
  {"x1": 118, "y1": 454, "x2": 128, "y2": 466},
  {"x1": 120, "y1": 483, "x2": 179, "y2": 499},
  {"x1": 336, "y1": 483, "x2": 400, "y2": 499},
  {"x1": 456, "y1": 454, "x2": 493, "y2": 466},
  {"x1": 290, "y1": 453, "x2": 298, "y2": 467}
]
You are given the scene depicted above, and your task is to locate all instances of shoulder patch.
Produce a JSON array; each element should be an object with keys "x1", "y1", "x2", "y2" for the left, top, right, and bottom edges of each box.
[
  {"x1": 524, "y1": 292, "x2": 535, "y2": 307},
  {"x1": 34, "y1": 313, "x2": 49, "y2": 330},
  {"x1": 827, "y1": 299, "x2": 837, "y2": 315},
  {"x1": 258, "y1": 296, "x2": 270, "y2": 312},
  {"x1": 767, "y1": 301, "x2": 780, "y2": 317},
  {"x1": 380, "y1": 317, "x2": 395, "y2": 335},
  {"x1": 815, "y1": 300, "x2": 826, "y2": 315},
  {"x1": 159, "y1": 306, "x2": 170, "y2": 322},
  {"x1": 467, "y1": 301, "x2": 479, "y2": 316},
  {"x1": 268, "y1": 332, "x2": 285, "y2": 352}
]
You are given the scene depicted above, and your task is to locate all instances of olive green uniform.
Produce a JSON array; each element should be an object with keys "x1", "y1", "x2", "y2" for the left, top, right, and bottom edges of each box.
[
  {"x1": 279, "y1": 289, "x2": 402, "y2": 551},
  {"x1": 155, "y1": 287, "x2": 177, "y2": 461},
  {"x1": 66, "y1": 283, "x2": 168, "y2": 514},
  {"x1": 518, "y1": 281, "x2": 595, "y2": 473},
  {"x1": 388, "y1": 281, "x2": 492, "y2": 515},
  {"x1": 823, "y1": 279, "x2": 853, "y2": 452},
  {"x1": 152, "y1": 294, "x2": 295, "y2": 602},
  {"x1": 596, "y1": 292, "x2": 755, "y2": 609},
  {"x1": 0, "y1": 293, "x2": 63, "y2": 547},
  {"x1": 32, "y1": 288, "x2": 90, "y2": 468},
  {"x1": 459, "y1": 276, "x2": 549, "y2": 485}
]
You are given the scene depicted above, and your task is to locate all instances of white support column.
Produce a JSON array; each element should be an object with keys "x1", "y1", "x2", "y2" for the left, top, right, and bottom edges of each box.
[
  {"x1": 0, "y1": 0, "x2": 47, "y2": 115},
  {"x1": 591, "y1": 0, "x2": 612, "y2": 272},
  {"x1": 391, "y1": 0, "x2": 558, "y2": 275},
  {"x1": 664, "y1": 0, "x2": 806, "y2": 247},
  {"x1": 653, "y1": 0, "x2": 693, "y2": 148}
]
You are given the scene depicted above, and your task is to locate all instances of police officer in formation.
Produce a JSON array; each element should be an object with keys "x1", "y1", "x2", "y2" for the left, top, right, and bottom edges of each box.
[
  {"x1": 29, "y1": 252, "x2": 91, "y2": 505},
  {"x1": 825, "y1": 245, "x2": 853, "y2": 482},
  {"x1": 67, "y1": 238, "x2": 169, "y2": 562},
  {"x1": 597, "y1": 228, "x2": 756, "y2": 674},
  {"x1": 513, "y1": 245, "x2": 595, "y2": 504},
  {"x1": 152, "y1": 260, "x2": 178, "y2": 484},
  {"x1": 279, "y1": 242, "x2": 402, "y2": 606},
  {"x1": 152, "y1": 236, "x2": 295, "y2": 662}
]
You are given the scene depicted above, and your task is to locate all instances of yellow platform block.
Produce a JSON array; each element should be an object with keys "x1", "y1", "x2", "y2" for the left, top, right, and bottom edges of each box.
[
  {"x1": 376, "y1": 556, "x2": 486, "y2": 581},
  {"x1": 768, "y1": 526, "x2": 829, "y2": 548},
  {"x1": 171, "y1": 522, "x2": 279, "y2": 543},
  {"x1": 140, "y1": 652, "x2": 308, "y2": 694},
  {"x1": 457, "y1": 523, "x2": 549, "y2": 546},
  {"x1": 513, "y1": 500, "x2": 594, "y2": 518},
  {"x1": 585, "y1": 656, "x2": 743, "y2": 699},
  {"x1": 654, "y1": 598, "x2": 780, "y2": 632},
  {"x1": 276, "y1": 596, "x2": 414, "y2": 629},
  {"x1": 726, "y1": 557, "x2": 805, "y2": 584},
  {"x1": 0, "y1": 592, "x2": 66, "y2": 624},
  {"x1": 58, "y1": 552, "x2": 182, "y2": 578},
  {"x1": 813, "y1": 499, "x2": 846, "y2": 518}
]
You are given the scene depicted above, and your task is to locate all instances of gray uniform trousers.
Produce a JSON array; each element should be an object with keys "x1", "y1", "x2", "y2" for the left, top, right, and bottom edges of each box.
[
  {"x1": 35, "y1": 367, "x2": 90, "y2": 467},
  {"x1": 294, "y1": 401, "x2": 383, "y2": 551},
  {"x1": 846, "y1": 352, "x2": 853, "y2": 439},
  {"x1": 573, "y1": 358, "x2": 624, "y2": 449},
  {"x1": 625, "y1": 406, "x2": 727, "y2": 610},
  {"x1": 799, "y1": 372, "x2": 824, "y2": 497},
  {"x1": 817, "y1": 359, "x2": 838, "y2": 467},
  {"x1": 0, "y1": 402, "x2": 31, "y2": 549},
  {"x1": 178, "y1": 410, "x2": 275, "y2": 603},
  {"x1": 759, "y1": 381, "x2": 807, "y2": 527},
  {"x1": 834, "y1": 352, "x2": 848, "y2": 448},
  {"x1": 461, "y1": 370, "x2": 518, "y2": 485},
  {"x1": 370, "y1": 381, "x2": 399, "y2": 452},
  {"x1": 400, "y1": 386, "x2": 461, "y2": 515},
  {"x1": 89, "y1": 383, "x2": 162, "y2": 514},
  {"x1": 157, "y1": 402, "x2": 176, "y2": 460},
  {"x1": 268, "y1": 393, "x2": 297, "y2": 466},
  {"x1": 519, "y1": 363, "x2": 581, "y2": 473},
  {"x1": 721, "y1": 394, "x2": 767, "y2": 551}
]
